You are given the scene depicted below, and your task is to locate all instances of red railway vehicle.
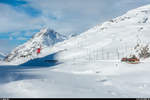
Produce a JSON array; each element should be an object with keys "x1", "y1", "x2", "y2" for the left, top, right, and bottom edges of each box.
[{"x1": 121, "y1": 56, "x2": 140, "y2": 64}]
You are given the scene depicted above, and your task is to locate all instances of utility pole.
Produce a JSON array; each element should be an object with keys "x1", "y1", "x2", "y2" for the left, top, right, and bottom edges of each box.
[
  {"x1": 102, "y1": 48, "x2": 104, "y2": 60},
  {"x1": 88, "y1": 49, "x2": 91, "y2": 63},
  {"x1": 96, "y1": 49, "x2": 99, "y2": 61},
  {"x1": 117, "y1": 48, "x2": 120, "y2": 60},
  {"x1": 107, "y1": 52, "x2": 109, "y2": 60}
]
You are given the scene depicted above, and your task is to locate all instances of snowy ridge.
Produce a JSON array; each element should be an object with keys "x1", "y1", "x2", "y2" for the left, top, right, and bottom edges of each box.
[
  {"x1": 5, "y1": 4, "x2": 150, "y2": 64},
  {"x1": 4, "y1": 28, "x2": 67, "y2": 63},
  {"x1": 50, "y1": 4, "x2": 150, "y2": 62}
]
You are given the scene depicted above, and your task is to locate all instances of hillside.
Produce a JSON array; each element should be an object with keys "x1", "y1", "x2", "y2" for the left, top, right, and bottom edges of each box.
[
  {"x1": 4, "y1": 28, "x2": 67, "y2": 64},
  {"x1": 46, "y1": 4, "x2": 150, "y2": 63},
  {"x1": 4, "y1": 5, "x2": 150, "y2": 65}
]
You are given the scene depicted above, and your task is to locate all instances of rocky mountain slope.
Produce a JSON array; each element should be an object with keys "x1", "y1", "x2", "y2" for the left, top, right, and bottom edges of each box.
[{"x1": 4, "y1": 28, "x2": 67, "y2": 62}]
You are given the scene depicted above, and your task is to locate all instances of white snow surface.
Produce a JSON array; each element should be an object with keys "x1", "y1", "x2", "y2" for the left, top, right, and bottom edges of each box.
[{"x1": 1, "y1": 5, "x2": 150, "y2": 98}]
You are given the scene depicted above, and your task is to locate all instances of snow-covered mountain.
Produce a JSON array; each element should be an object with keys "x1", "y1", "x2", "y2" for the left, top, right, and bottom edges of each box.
[
  {"x1": 41, "y1": 4, "x2": 150, "y2": 62},
  {"x1": 4, "y1": 4, "x2": 150, "y2": 65},
  {"x1": 4, "y1": 28, "x2": 67, "y2": 62}
]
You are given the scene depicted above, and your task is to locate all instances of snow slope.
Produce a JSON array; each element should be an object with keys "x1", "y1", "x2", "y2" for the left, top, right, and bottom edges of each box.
[
  {"x1": 1, "y1": 59, "x2": 150, "y2": 97},
  {"x1": 4, "y1": 28, "x2": 67, "y2": 63},
  {"x1": 1, "y1": 4, "x2": 150, "y2": 98},
  {"x1": 5, "y1": 4, "x2": 150, "y2": 65},
  {"x1": 37, "y1": 4, "x2": 150, "y2": 63}
]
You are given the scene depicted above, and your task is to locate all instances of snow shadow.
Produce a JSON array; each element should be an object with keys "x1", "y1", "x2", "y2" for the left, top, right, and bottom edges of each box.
[
  {"x1": 0, "y1": 52, "x2": 62, "y2": 84},
  {"x1": 0, "y1": 67, "x2": 41, "y2": 84},
  {"x1": 19, "y1": 52, "x2": 61, "y2": 67}
]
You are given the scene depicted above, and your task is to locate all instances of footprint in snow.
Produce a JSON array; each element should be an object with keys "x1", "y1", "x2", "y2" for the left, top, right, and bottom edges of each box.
[
  {"x1": 96, "y1": 78, "x2": 112, "y2": 86},
  {"x1": 96, "y1": 79, "x2": 107, "y2": 82},
  {"x1": 95, "y1": 71, "x2": 101, "y2": 74}
]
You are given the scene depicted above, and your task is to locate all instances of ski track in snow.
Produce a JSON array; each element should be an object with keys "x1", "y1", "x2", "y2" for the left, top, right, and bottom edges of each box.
[{"x1": 0, "y1": 60, "x2": 150, "y2": 97}]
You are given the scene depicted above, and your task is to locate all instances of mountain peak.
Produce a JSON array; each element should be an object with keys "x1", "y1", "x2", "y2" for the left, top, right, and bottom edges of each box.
[
  {"x1": 33, "y1": 27, "x2": 56, "y2": 38},
  {"x1": 4, "y1": 28, "x2": 67, "y2": 62},
  {"x1": 31, "y1": 27, "x2": 67, "y2": 47}
]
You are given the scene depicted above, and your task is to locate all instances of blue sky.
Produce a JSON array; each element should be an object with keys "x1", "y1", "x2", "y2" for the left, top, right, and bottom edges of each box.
[{"x1": 0, "y1": 0, "x2": 150, "y2": 53}]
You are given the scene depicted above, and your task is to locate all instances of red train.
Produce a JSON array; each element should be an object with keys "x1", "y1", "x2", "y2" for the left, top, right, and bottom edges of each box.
[{"x1": 121, "y1": 57, "x2": 140, "y2": 64}]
